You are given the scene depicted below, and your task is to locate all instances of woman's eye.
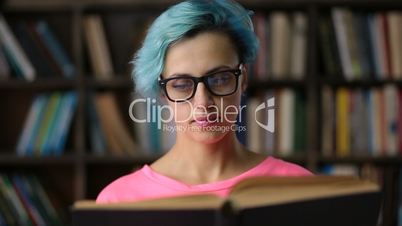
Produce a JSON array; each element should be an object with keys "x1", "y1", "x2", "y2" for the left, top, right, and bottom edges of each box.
[
  {"x1": 170, "y1": 79, "x2": 193, "y2": 90},
  {"x1": 210, "y1": 73, "x2": 231, "y2": 86}
]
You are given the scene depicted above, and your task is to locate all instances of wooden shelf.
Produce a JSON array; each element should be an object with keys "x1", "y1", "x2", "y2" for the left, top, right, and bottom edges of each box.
[
  {"x1": 84, "y1": 154, "x2": 159, "y2": 165},
  {"x1": 277, "y1": 154, "x2": 308, "y2": 164},
  {"x1": 318, "y1": 156, "x2": 402, "y2": 165},
  {"x1": 0, "y1": 79, "x2": 76, "y2": 90},
  {"x1": 248, "y1": 79, "x2": 306, "y2": 89},
  {"x1": 85, "y1": 76, "x2": 133, "y2": 90},
  {"x1": 7, "y1": 0, "x2": 402, "y2": 11},
  {"x1": 0, "y1": 154, "x2": 76, "y2": 166},
  {"x1": 320, "y1": 78, "x2": 402, "y2": 87}
]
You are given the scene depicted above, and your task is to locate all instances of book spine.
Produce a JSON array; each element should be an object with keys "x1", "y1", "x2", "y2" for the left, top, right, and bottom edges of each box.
[
  {"x1": 0, "y1": 15, "x2": 36, "y2": 80},
  {"x1": 35, "y1": 20, "x2": 75, "y2": 78},
  {"x1": 53, "y1": 91, "x2": 78, "y2": 155},
  {"x1": 11, "y1": 174, "x2": 46, "y2": 226},
  {"x1": 0, "y1": 174, "x2": 32, "y2": 225},
  {"x1": 16, "y1": 94, "x2": 47, "y2": 156}
]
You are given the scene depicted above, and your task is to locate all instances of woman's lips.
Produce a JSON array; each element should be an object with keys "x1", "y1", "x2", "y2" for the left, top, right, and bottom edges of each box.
[{"x1": 192, "y1": 114, "x2": 219, "y2": 126}]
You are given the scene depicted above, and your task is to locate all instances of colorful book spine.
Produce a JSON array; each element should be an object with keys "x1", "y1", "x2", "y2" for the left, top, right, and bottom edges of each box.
[
  {"x1": 35, "y1": 20, "x2": 75, "y2": 78},
  {"x1": 0, "y1": 15, "x2": 35, "y2": 80}
]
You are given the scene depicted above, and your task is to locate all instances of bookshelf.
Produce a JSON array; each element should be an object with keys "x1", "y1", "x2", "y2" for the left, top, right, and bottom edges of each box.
[{"x1": 0, "y1": 0, "x2": 402, "y2": 225}]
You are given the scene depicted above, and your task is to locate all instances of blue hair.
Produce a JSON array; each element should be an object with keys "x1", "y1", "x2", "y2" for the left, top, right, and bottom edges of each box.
[{"x1": 131, "y1": 0, "x2": 259, "y2": 98}]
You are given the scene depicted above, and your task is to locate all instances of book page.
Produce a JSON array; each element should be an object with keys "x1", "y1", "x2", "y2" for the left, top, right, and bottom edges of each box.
[
  {"x1": 228, "y1": 176, "x2": 379, "y2": 210},
  {"x1": 74, "y1": 194, "x2": 225, "y2": 210}
]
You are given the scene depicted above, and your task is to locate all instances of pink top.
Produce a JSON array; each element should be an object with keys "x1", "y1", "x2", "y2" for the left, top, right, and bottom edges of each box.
[{"x1": 96, "y1": 156, "x2": 312, "y2": 203}]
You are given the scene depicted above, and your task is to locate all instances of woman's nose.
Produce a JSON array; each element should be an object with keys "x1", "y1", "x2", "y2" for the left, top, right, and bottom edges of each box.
[{"x1": 192, "y1": 82, "x2": 214, "y2": 108}]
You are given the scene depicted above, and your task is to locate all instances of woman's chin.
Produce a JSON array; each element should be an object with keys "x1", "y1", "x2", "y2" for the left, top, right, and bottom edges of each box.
[{"x1": 186, "y1": 124, "x2": 229, "y2": 144}]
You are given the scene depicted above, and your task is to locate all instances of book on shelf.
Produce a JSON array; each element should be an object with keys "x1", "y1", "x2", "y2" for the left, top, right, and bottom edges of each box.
[
  {"x1": 321, "y1": 85, "x2": 402, "y2": 157},
  {"x1": 278, "y1": 88, "x2": 295, "y2": 156},
  {"x1": 322, "y1": 8, "x2": 402, "y2": 80},
  {"x1": 13, "y1": 22, "x2": 54, "y2": 78},
  {"x1": 34, "y1": 20, "x2": 75, "y2": 78},
  {"x1": 246, "y1": 97, "x2": 265, "y2": 153},
  {"x1": 387, "y1": 12, "x2": 402, "y2": 79},
  {"x1": 0, "y1": 185, "x2": 18, "y2": 225},
  {"x1": 12, "y1": 174, "x2": 47, "y2": 225},
  {"x1": 87, "y1": 93, "x2": 108, "y2": 156},
  {"x1": 318, "y1": 14, "x2": 342, "y2": 77},
  {"x1": 289, "y1": 12, "x2": 308, "y2": 80},
  {"x1": 88, "y1": 92, "x2": 143, "y2": 156},
  {"x1": 251, "y1": 11, "x2": 307, "y2": 80},
  {"x1": 0, "y1": 44, "x2": 11, "y2": 79},
  {"x1": 0, "y1": 15, "x2": 74, "y2": 80},
  {"x1": 51, "y1": 91, "x2": 78, "y2": 155},
  {"x1": 270, "y1": 12, "x2": 291, "y2": 79},
  {"x1": 335, "y1": 88, "x2": 350, "y2": 156},
  {"x1": 0, "y1": 173, "x2": 64, "y2": 226},
  {"x1": 88, "y1": 91, "x2": 177, "y2": 156},
  {"x1": 16, "y1": 91, "x2": 78, "y2": 156},
  {"x1": 83, "y1": 14, "x2": 114, "y2": 79},
  {"x1": 73, "y1": 176, "x2": 381, "y2": 226},
  {"x1": 0, "y1": 14, "x2": 35, "y2": 80},
  {"x1": 246, "y1": 89, "x2": 306, "y2": 157},
  {"x1": 33, "y1": 92, "x2": 63, "y2": 155},
  {"x1": 263, "y1": 91, "x2": 275, "y2": 156},
  {"x1": 0, "y1": 174, "x2": 31, "y2": 225},
  {"x1": 321, "y1": 86, "x2": 335, "y2": 156},
  {"x1": 371, "y1": 13, "x2": 387, "y2": 79},
  {"x1": 252, "y1": 12, "x2": 268, "y2": 80}
]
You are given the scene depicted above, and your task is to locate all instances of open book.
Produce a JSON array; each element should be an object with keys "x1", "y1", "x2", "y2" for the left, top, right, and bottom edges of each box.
[{"x1": 73, "y1": 176, "x2": 381, "y2": 226}]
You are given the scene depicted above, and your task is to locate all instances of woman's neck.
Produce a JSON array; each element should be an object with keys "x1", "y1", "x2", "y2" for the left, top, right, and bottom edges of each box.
[{"x1": 157, "y1": 132, "x2": 251, "y2": 184}]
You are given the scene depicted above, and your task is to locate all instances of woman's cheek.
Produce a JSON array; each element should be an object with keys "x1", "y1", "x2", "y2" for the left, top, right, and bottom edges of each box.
[{"x1": 173, "y1": 104, "x2": 193, "y2": 124}]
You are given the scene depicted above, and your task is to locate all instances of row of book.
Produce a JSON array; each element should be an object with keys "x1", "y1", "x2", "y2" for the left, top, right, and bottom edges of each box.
[
  {"x1": 83, "y1": 15, "x2": 114, "y2": 79},
  {"x1": 252, "y1": 12, "x2": 308, "y2": 80},
  {"x1": 88, "y1": 92, "x2": 145, "y2": 156},
  {"x1": 82, "y1": 14, "x2": 150, "y2": 79},
  {"x1": 0, "y1": 15, "x2": 75, "y2": 80},
  {"x1": 18, "y1": 87, "x2": 400, "y2": 158},
  {"x1": 245, "y1": 89, "x2": 306, "y2": 156},
  {"x1": 16, "y1": 91, "x2": 77, "y2": 156},
  {"x1": 320, "y1": 9, "x2": 402, "y2": 80},
  {"x1": 321, "y1": 85, "x2": 402, "y2": 157},
  {"x1": 88, "y1": 92, "x2": 177, "y2": 156},
  {"x1": 0, "y1": 173, "x2": 64, "y2": 226},
  {"x1": 82, "y1": 12, "x2": 308, "y2": 81}
]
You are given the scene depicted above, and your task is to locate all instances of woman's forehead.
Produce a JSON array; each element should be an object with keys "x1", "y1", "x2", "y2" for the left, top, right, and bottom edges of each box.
[{"x1": 163, "y1": 32, "x2": 239, "y2": 78}]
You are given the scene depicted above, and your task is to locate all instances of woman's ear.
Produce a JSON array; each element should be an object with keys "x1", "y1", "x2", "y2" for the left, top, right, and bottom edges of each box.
[{"x1": 240, "y1": 64, "x2": 248, "y2": 93}]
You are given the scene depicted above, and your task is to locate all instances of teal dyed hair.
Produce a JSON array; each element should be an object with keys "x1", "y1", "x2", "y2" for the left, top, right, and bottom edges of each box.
[{"x1": 131, "y1": 0, "x2": 259, "y2": 98}]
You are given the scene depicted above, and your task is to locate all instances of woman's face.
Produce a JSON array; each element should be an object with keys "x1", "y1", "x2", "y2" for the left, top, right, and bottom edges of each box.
[{"x1": 161, "y1": 31, "x2": 247, "y2": 144}]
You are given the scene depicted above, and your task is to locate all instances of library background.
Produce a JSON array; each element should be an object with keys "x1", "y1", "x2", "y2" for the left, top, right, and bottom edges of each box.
[{"x1": 0, "y1": 0, "x2": 401, "y2": 225}]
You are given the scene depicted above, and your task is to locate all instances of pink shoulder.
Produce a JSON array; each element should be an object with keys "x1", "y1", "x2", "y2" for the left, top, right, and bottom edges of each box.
[
  {"x1": 265, "y1": 157, "x2": 313, "y2": 176},
  {"x1": 96, "y1": 169, "x2": 144, "y2": 204}
]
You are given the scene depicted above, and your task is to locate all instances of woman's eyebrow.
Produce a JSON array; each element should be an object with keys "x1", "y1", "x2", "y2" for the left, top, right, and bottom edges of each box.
[
  {"x1": 205, "y1": 65, "x2": 233, "y2": 74},
  {"x1": 166, "y1": 73, "x2": 192, "y2": 78},
  {"x1": 166, "y1": 65, "x2": 233, "y2": 78}
]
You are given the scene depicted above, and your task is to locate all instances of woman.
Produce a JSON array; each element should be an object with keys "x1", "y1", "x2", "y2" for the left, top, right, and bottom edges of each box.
[{"x1": 97, "y1": 0, "x2": 312, "y2": 203}]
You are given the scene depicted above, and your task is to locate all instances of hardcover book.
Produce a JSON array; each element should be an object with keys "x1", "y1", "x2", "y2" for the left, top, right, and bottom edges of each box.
[{"x1": 73, "y1": 176, "x2": 381, "y2": 226}]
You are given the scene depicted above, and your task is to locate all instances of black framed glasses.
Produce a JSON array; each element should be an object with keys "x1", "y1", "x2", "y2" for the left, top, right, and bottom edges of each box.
[{"x1": 159, "y1": 64, "x2": 243, "y2": 102}]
